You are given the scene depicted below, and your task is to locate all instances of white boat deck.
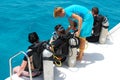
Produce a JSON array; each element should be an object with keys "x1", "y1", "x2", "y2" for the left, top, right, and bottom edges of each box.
[
  {"x1": 54, "y1": 23, "x2": 120, "y2": 80},
  {"x1": 6, "y1": 23, "x2": 120, "y2": 80}
]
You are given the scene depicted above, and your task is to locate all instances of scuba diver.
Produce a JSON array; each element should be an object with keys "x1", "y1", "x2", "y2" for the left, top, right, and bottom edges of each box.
[
  {"x1": 13, "y1": 32, "x2": 54, "y2": 80},
  {"x1": 50, "y1": 24, "x2": 80, "y2": 67},
  {"x1": 49, "y1": 24, "x2": 68, "y2": 62},
  {"x1": 13, "y1": 32, "x2": 44, "y2": 77},
  {"x1": 86, "y1": 7, "x2": 109, "y2": 43}
]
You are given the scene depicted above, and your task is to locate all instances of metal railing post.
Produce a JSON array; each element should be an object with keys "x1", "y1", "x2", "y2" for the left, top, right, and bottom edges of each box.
[{"x1": 9, "y1": 51, "x2": 32, "y2": 80}]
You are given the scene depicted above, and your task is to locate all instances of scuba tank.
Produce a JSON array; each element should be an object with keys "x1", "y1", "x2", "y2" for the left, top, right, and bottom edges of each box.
[
  {"x1": 42, "y1": 46, "x2": 54, "y2": 80},
  {"x1": 68, "y1": 38, "x2": 79, "y2": 67},
  {"x1": 99, "y1": 17, "x2": 109, "y2": 44},
  {"x1": 68, "y1": 30, "x2": 79, "y2": 67}
]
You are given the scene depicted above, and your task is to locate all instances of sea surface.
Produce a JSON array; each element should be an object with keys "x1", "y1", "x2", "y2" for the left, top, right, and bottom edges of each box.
[{"x1": 0, "y1": 0, "x2": 120, "y2": 79}]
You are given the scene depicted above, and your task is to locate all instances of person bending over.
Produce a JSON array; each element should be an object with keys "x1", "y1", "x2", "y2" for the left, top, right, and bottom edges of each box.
[{"x1": 53, "y1": 5, "x2": 93, "y2": 61}]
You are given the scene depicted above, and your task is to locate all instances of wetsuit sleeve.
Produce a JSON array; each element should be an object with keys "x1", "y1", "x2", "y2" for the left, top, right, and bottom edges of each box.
[
  {"x1": 23, "y1": 50, "x2": 33, "y2": 61},
  {"x1": 23, "y1": 46, "x2": 33, "y2": 61}
]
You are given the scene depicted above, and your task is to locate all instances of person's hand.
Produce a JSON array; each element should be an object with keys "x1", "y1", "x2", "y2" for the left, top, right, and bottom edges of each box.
[{"x1": 75, "y1": 31, "x2": 80, "y2": 37}]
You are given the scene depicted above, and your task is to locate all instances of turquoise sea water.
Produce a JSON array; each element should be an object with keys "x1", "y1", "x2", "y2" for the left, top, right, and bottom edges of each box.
[{"x1": 0, "y1": 0, "x2": 120, "y2": 79}]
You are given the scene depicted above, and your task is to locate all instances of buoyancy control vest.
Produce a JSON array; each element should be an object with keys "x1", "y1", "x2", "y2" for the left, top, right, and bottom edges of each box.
[
  {"x1": 92, "y1": 15, "x2": 104, "y2": 36},
  {"x1": 25, "y1": 42, "x2": 47, "y2": 72}
]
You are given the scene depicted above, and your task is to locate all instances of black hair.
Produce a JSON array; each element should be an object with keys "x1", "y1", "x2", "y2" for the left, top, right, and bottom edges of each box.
[
  {"x1": 92, "y1": 7, "x2": 99, "y2": 15},
  {"x1": 54, "y1": 24, "x2": 65, "y2": 31},
  {"x1": 28, "y1": 32, "x2": 39, "y2": 44},
  {"x1": 54, "y1": 24, "x2": 65, "y2": 34},
  {"x1": 54, "y1": 24, "x2": 61, "y2": 31}
]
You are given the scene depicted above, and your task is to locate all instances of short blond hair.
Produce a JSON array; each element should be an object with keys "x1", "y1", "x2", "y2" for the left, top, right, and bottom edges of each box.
[{"x1": 53, "y1": 7, "x2": 63, "y2": 18}]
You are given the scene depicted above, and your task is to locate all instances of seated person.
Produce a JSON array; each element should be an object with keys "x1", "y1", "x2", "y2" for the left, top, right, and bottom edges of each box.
[
  {"x1": 49, "y1": 24, "x2": 66, "y2": 44},
  {"x1": 49, "y1": 24, "x2": 68, "y2": 62},
  {"x1": 13, "y1": 32, "x2": 44, "y2": 77},
  {"x1": 86, "y1": 7, "x2": 109, "y2": 42}
]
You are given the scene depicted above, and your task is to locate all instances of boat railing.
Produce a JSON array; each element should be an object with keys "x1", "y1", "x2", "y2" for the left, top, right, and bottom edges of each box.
[{"x1": 9, "y1": 51, "x2": 32, "y2": 80}]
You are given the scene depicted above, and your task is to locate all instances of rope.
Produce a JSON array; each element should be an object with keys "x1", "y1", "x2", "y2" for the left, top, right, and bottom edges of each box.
[
  {"x1": 53, "y1": 55, "x2": 62, "y2": 67},
  {"x1": 50, "y1": 46, "x2": 62, "y2": 67}
]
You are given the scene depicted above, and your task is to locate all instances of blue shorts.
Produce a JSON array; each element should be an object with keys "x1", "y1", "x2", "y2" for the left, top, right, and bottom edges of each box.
[{"x1": 80, "y1": 12, "x2": 93, "y2": 38}]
